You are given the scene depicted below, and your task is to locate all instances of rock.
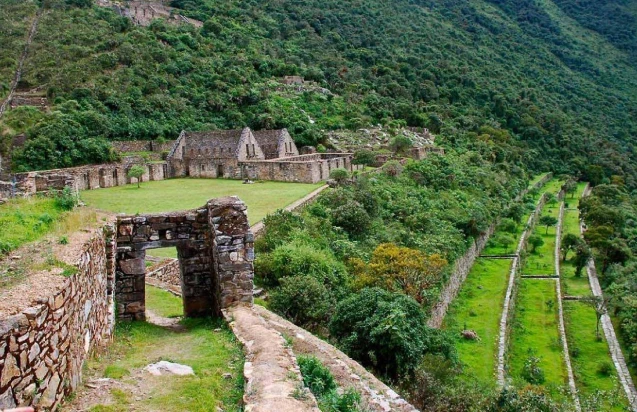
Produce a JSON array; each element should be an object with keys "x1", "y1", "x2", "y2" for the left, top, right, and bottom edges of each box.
[
  {"x1": 461, "y1": 330, "x2": 481, "y2": 341},
  {"x1": 0, "y1": 387, "x2": 16, "y2": 409},
  {"x1": 222, "y1": 373, "x2": 232, "y2": 380},
  {"x1": 144, "y1": 361, "x2": 194, "y2": 376},
  {"x1": 1, "y1": 354, "x2": 20, "y2": 387}
]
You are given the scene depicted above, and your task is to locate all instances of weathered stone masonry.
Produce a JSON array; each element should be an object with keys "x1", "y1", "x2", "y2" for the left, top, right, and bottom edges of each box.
[
  {"x1": 115, "y1": 196, "x2": 254, "y2": 320},
  {"x1": 0, "y1": 226, "x2": 116, "y2": 410}
]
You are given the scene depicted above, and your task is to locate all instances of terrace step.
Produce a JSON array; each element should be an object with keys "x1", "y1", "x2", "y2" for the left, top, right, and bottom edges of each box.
[
  {"x1": 521, "y1": 275, "x2": 558, "y2": 279},
  {"x1": 479, "y1": 254, "x2": 517, "y2": 259},
  {"x1": 563, "y1": 295, "x2": 581, "y2": 301}
]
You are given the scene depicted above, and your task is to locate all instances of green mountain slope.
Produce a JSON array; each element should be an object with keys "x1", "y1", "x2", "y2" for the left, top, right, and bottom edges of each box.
[{"x1": 1, "y1": 0, "x2": 636, "y2": 186}]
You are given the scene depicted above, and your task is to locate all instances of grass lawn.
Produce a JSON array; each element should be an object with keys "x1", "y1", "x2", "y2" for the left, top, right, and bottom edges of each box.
[
  {"x1": 564, "y1": 301, "x2": 627, "y2": 410},
  {"x1": 76, "y1": 287, "x2": 244, "y2": 412},
  {"x1": 508, "y1": 279, "x2": 567, "y2": 391},
  {"x1": 81, "y1": 178, "x2": 324, "y2": 225},
  {"x1": 444, "y1": 258, "x2": 512, "y2": 384},
  {"x1": 561, "y1": 183, "x2": 592, "y2": 296}
]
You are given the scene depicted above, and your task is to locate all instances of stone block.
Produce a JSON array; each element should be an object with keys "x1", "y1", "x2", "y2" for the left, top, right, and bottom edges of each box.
[{"x1": 119, "y1": 258, "x2": 146, "y2": 275}]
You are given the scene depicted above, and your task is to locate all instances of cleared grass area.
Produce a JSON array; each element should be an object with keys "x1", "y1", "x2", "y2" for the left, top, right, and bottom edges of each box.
[
  {"x1": 564, "y1": 301, "x2": 626, "y2": 410},
  {"x1": 508, "y1": 279, "x2": 567, "y2": 391},
  {"x1": 444, "y1": 258, "x2": 512, "y2": 383},
  {"x1": 75, "y1": 289, "x2": 244, "y2": 412},
  {"x1": 523, "y1": 203, "x2": 560, "y2": 275},
  {"x1": 561, "y1": 183, "x2": 590, "y2": 296},
  {"x1": 80, "y1": 178, "x2": 323, "y2": 225},
  {"x1": 146, "y1": 285, "x2": 183, "y2": 318}
]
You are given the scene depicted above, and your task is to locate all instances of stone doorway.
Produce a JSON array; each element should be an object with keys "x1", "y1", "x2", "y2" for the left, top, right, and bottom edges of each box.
[
  {"x1": 113, "y1": 197, "x2": 254, "y2": 321},
  {"x1": 217, "y1": 164, "x2": 224, "y2": 178}
]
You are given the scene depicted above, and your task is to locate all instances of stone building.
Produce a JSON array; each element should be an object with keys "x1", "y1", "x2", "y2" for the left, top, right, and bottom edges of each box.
[{"x1": 167, "y1": 127, "x2": 299, "y2": 179}]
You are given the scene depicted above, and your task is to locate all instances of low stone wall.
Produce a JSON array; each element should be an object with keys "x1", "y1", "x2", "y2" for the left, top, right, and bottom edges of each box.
[
  {"x1": 146, "y1": 259, "x2": 180, "y2": 286},
  {"x1": 428, "y1": 223, "x2": 496, "y2": 328},
  {"x1": 0, "y1": 226, "x2": 115, "y2": 410},
  {"x1": 111, "y1": 140, "x2": 175, "y2": 154}
]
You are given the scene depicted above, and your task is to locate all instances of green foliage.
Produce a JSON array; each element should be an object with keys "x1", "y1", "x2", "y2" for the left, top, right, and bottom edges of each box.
[
  {"x1": 389, "y1": 135, "x2": 412, "y2": 154},
  {"x1": 330, "y1": 201, "x2": 371, "y2": 237},
  {"x1": 53, "y1": 186, "x2": 78, "y2": 211},
  {"x1": 352, "y1": 150, "x2": 375, "y2": 166},
  {"x1": 269, "y1": 275, "x2": 335, "y2": 329},
  {"x1": 297, "y1": 356, "x2": 337, "y2": 398},
  {"x1": 329, "y1": 168, "x2": 349, "y2": 184},
  {"x1": 497, "y1": 218, "x2": 517, "y2": 234},
  {"x1": 521, "y1": 352, "x2": 546, "y2": 384},
  {"x1": 539, "y1": 215, "x2": 558, "y2": 234},
  {"x1": 127, "y1": 165, "x2": 145, "y2": 188},
  {"x1": 382, "y1": 160, "x2": 403, "y2": 178},
  {"x1": 597, "y1": 361, "x2": 614, "y2": 377},
  {"x1": 329, "y1": 288, "x2": 427, "y2": 378}
]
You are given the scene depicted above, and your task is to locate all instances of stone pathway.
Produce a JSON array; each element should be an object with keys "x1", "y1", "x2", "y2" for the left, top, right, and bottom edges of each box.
[{"x1": 223, "y1": 305, "x2": 321, "y2": 412}]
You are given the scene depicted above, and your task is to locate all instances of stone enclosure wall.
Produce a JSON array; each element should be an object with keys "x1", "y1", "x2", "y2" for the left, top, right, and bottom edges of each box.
[{"x1": 0, "y1": 226, "x2": 116, "y2": 410}]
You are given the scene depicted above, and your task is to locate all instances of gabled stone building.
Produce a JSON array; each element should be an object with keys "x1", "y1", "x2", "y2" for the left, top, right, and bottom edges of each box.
[{"x1": 167, "y1": 127, "x2": 299, "y2": 178}]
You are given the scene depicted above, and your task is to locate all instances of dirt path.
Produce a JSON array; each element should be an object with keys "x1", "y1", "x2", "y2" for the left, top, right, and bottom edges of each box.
[{"x1": 224, "y1": 305, "x2": 321, "y2": 412}]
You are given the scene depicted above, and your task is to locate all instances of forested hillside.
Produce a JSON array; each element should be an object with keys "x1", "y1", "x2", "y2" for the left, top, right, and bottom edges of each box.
[{"x1": 0, "y1": 0, "x2": 636, "y2": 184}]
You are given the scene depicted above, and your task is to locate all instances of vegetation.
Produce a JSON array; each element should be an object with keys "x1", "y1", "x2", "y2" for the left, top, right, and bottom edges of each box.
[
  {"x1": 127, "y1": 165, "x2": 145, "y2": 188},
  {"x1": 0, "y1": 196, "x2": 64, "y2": 254}
]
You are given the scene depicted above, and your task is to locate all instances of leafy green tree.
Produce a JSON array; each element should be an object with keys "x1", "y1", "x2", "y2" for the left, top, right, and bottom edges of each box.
[
  {"x1": 127, "y1": 165, "x2": 145, "y2": 188},
  {"x1": 561, "y1": 233, "x2": 582, "y2": 261},
  {"x1": 539, "y1": 215, "x2": 558, "y2": 234},
  {"x1": 331, "y1": 201, "x2": 371, "y2": 237},
  {"x1": 506, "y1": 203, "x2": 525, "y2": 224},
  {"x1": 389, "y1": 135, "x2": 413, "y2": 154},
  {"x1": 581, "y1": 295, "x2": 610, "y2": 340},
  {"x1": 269, "y1": 275, "x2": 335, "y2": 330},
  {"x1": 329, "y1": 288, "x2": 427, "y2": 378},
  {"x1": 564, "y1": 178, "x2": 577, "y2": 198},
  {"x1": 573, "y1": 243, "x2": 592, "y2": 277},
  {"x1": 329, "y1": 168, "x2": 349, "y2": 185},
  {"x1": 352, "y1": 150, "x2": 376, "y2": 166},
  {"x1": 498, "y1": 218, "x2": 517, "y2": 234},
  {"x1": 528, "y1": 235, "x2": 544, "y2": 253}
]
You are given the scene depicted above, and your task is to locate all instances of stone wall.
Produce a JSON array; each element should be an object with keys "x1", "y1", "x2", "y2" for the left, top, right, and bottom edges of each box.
[
  {"x1": 239, "y1": 153, "x2": 362, "y2": 183},
  {"x1": 146, "y1": 259, "x2": 180, "y2": 286},
  {"x1": 427, "y1": 223, "x2": 496, "y2": 328},
  {"x1": 0, "y1": 226, "x2": 115, "y2": 410},
  {"x1": 115, "y1": 197, "x2": 254, "y2": 320},
  {"x1": 111, "y1": 140, "x2": 176, "y2": 154}
]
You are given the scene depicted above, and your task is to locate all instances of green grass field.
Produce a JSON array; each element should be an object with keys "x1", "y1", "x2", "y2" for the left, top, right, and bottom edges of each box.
[
  {"x1": 80, "y1": 178, "x2": 323, "y2": 225},
  {"x1": 508, "y1": 279, "x2": 567, "y2": 390},
  {"x1": 444, "y1": 258, "x2": 512, "y2": 383},
  {"x1": 0, "y1": 197, "x2": 63, "y2": 254},
  {"x1": 77, "y1": 287, "x2": 244, "y2": 412}
]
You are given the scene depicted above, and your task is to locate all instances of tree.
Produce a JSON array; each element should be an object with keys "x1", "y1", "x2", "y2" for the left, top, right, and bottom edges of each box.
[
  {"x1": 382, "y1": 160, "x2": 403, "y2": 177},
  {"x1": 561, "y1": 233, "x2": 582, "y2": 261},
  {"x1": 329, "y1": 288, "x2": 427, "y2": 378},
  {"x1": 329, "y1": 168, "x2": 350, "y2": 184},
  {"x1": 495, "y1": 233, "x2": 516, "y2": 253},
  {"x1": 539, "y1": 215, "x2": 558, "y2": 234},
  {"x1": 573, "y1": 243, "x2": 592, "y2": 277},
  {"x1": 528, "y1": 235, "x2": 544, "y2": 253},
  {"x1": 498, "y1": 218, "x2": 517, "y2": 234},
  {"x1": 352, "y1": 150, "x2": 376, "y2": 166},
  {"x1": 354, "y1": 243, "x2": 447, "y2": 305},
  {"x1": 389, "y1": 135, "x2": 413, "y2": 154},
  {"x1": 581, "y1": 295, "x2": 610, "y2": 340},
  {"x1": 506, "y1": 203, "x2": 525, "y2": 224},
  {"x1": 127, "y1": 165, "x2": 145, "y2": 188},
  {"x1": 564, "y1": 178, "x2": 577, "y2": 198},
  {"x1": 331, "y1": 201, "x2": 371, "y2": 237}
]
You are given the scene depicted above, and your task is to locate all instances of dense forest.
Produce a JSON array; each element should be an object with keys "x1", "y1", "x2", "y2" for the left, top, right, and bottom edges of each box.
[{"x1": 0, "y1": 0, "x2": 635, "y2": 185}]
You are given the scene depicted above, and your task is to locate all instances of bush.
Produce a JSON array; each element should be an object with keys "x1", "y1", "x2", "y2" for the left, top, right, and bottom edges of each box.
[
  {"x1": 53, "y1": 186, "x2": 78, "y2": 211},
  {"x1": 297, "y1": 355, "x2": 337, "y2": 398},
  {"x1": 382, "y1": 160, "x2": 403, "y2": 177},
  {"x1": 256, "y1": 240, "x2": 349, "y2": 291},
  {"x1": 329, "y1": 168, "x2": 350, "y2": 184},
  {"x1": 597, "y1": 361, "x2": 613, "y2": 377},
  {"x1": 269, "y1": 276, "x2": 335, "y2": 328},
  {"x1": 329, "y1": 288, "x2": 427, "y2": 378},
  {"x1": 331, "y1": 201, "x2": 371, "y2": 237},
  {"x1": 522, "y1": 353, "x2": 545, "y2": 384},
  {"x1": 352, "y1": 150, "x2": 376, "y2": 166}
]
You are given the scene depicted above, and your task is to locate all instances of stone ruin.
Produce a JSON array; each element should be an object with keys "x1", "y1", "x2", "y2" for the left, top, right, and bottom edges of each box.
[{"x1": 114, "y1": 196, "x2": 254, "y2": 320}]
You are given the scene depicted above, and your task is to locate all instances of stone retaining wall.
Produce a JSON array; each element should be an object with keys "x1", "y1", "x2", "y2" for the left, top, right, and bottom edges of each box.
[
  {"x1": 146, "y1": 259, "x2": 180, "y2": 286},
  {"x1": 0, "y1": 226, "x2": 115, "y2": 410}
]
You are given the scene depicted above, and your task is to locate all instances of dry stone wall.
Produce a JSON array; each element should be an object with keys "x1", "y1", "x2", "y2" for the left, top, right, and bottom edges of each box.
[{"x1": 0, "y1": 226, "x2": 115, "y2": 410}]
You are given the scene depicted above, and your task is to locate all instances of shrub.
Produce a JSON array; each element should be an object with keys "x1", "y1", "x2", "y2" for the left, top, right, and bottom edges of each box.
[
  {"x1": 59, "y1": 236, "x2": 69, "y2": 245},
  {"x1": 382, "y1": 160, "x2": 403, "y2": 177},
  {"x1": 498, "y1": 218, "x2": 517, "y2": 233},
  {"x1": 297, "y1": 355, "x2": 337, "y2": 398},
  {"x1": 329, "y1": 288, "x2": 427, "y2": 378},
  {"x1": 329, "y1": 168, "x2": 350, "y2": 184},
  {"x1": 269, "y1": 276, "x2": 335, "y2": 328},
  {"x1": 522, "y1": 353, "x2": 545, "y2": 384},
  {"x1": 597, "y1": 361, "x2": 613, "y2": 377},
  {"x1": 256, "y1": 210, "x2": 306, "y2": 252},
  {"x1": 53, "y1": 186, "x2": 78, "y2": 211},
  {"x1": 389, "y1": 135, "x2": 413, "y2": 154},
  {"x1": 331, "y1": 201, "x2": 371, "y2": 237},
  {"x1": 352, "y1": 150, "x2": 376, "y2": 166}
]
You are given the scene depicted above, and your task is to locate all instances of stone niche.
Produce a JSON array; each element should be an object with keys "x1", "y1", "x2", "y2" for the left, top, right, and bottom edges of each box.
[{"x1": 114, "y1": 196, "x2": 254, "y2": 320}]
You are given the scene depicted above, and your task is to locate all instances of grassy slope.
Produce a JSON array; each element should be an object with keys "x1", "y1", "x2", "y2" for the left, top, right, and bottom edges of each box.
[
  {"x1": 0, "y1": 0, "x2": 37, "y2": 100},
  {"x1": 80, "y1": 178, "x2": 323, "y2": 225},
  {"x1": 0, "y1": 196, "x2": 63, "y2": 252},
  {"x1": 523, "y1": 202, "x2": 560, "y2": 275},
  {"x1": 444, "y1": 258, "x2": 512, "y2": 384},
  {"x1": 79, "y1": 286, "x2": 244, "y2": 412},
  {"x1": 146, "y1": 285, "x2": 183, "y2": 318},
  {"x1": 561, "y1": 182, "x2": 589, "y2": 296}
]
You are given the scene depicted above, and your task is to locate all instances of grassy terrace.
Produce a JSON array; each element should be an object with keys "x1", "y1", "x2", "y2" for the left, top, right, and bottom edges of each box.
[
  {"x1": 529, "y1": 172, "x2": 550, "y2": 188},
  {"x1": 523, "y1": 201, "x2": 560, "y2": 276},
  {"x1": 70, "y1": 286, "x2": 244, "y2": 412},
  {"x1": 508, "y1": 279, "x2": 567, "y2": 390},
  {"x1": 81, "y1": 178, "x2": 323, "y2": 225},
  {"x1": 558, "y1": 183, "x2": 627, "y2": 407},
  {"x1": 0, "y1": 197, "x2": 64, "y2": 253},
  {"x1": 444, "y1": 258, "x2": 512, "y2": 383}
]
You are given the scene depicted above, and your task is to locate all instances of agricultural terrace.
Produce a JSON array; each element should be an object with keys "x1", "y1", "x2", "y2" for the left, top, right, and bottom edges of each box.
[
  {"x1": 443, "y1": 174, "x2": 550, "y2": 384},
  {"x1": 559, "y1": 183, "x2": 627, "y2": 408},
  {"x1": 80, "y1": 178, "x2": 324, "y2": 225}
]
